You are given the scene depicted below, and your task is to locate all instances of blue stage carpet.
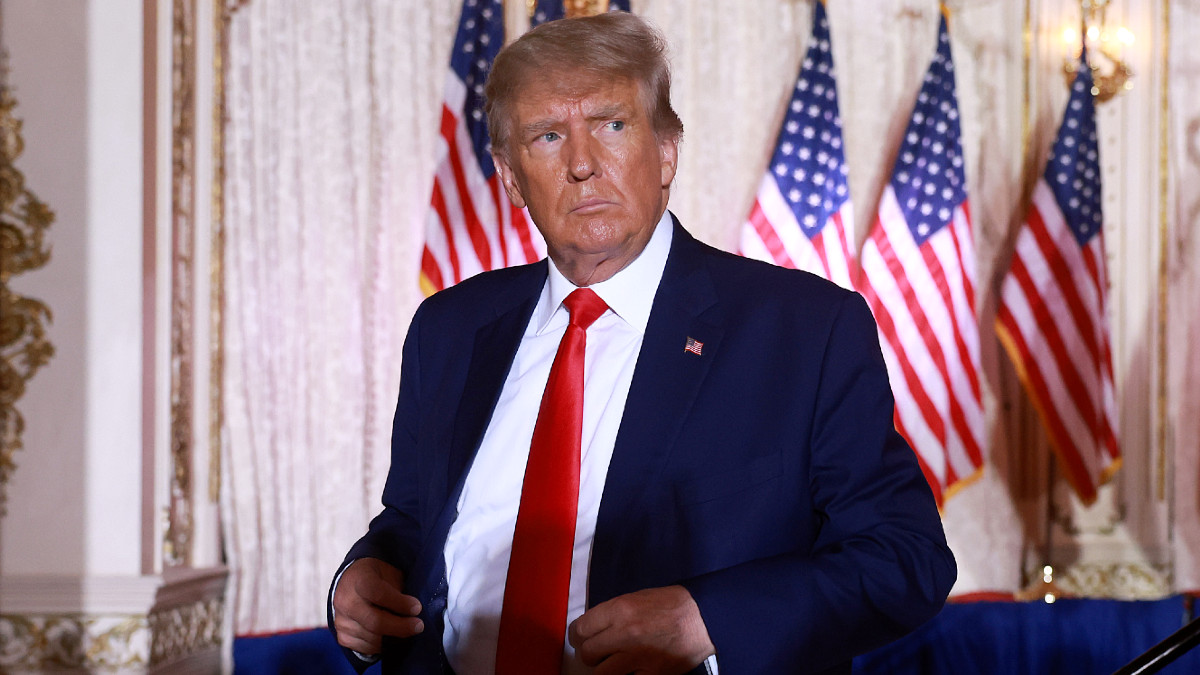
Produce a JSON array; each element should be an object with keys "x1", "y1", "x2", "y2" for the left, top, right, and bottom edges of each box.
[{"x1": 234, "y1": 596, "x2": 1199, "y2": 674}]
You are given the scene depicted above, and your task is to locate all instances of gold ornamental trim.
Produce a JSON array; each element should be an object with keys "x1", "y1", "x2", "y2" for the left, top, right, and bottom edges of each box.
[
  {"x1": 526, "y1": 0, "x2": 613, "y2": 20},
  {"x1": 1153, "y1": 0, "x2": 1170, "y2": 502},
  {"x1": 210, "y1": 0, "x2": 233, "y2": 505},
  {"x1": 0, "y1": 38, "x2": 55, "y2": 517},
  {"x1": 1055, "y1": 560, "x2": 1173, "y2": 600},
  {"x1": 0, "y1": 614, "x2": 149, "y2": 670},
  {"x1": 165, "y1": 0, "x2": 198, "y2": 567},
  {"x1": 147, "y1": 598, "x2": 223, "y2": 667}
]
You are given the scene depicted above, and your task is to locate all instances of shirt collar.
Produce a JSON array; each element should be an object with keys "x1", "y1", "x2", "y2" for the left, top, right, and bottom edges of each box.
[{"x1": 536, "y1": 210, "x2": 674, "y2": 336}]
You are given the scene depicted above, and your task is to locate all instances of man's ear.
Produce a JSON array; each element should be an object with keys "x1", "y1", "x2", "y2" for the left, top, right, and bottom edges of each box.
[
  {"x1": 658, "y1": 135, "x2": 679, "y2": 188},
  {"x1": 492, "y1": 152, "x2": 527, "y2": 208}
]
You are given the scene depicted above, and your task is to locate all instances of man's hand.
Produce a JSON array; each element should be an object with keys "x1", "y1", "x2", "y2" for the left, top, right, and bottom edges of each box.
[
  {"x1": 568, "y1": 585, "x2": 715, "y2": 675},
  {"x1": 332, "y1": 558, "x2": 424, "y2": 656}
]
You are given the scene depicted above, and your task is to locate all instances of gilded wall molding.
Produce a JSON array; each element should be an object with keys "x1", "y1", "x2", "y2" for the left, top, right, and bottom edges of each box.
[
  {"x1": 1055, "y1": 560, "x2": 1173, "y2": 600},
  {"x1": 165, "y1": 0, "x2": 198, "y2": 568},
  {"x1": 0, "y1": 41, "x2": 55, "y2": 517},
  {"x1": 525, "y1": 0, "x2": 614, "y2": 19},
  {"x1": 210, "y1": 0, "x2": 233, "y2": 505},
  {"x1": 147, "y1": 598, "x2": 222, "y2": 667},
  {"x1": 0, "y1": 601, "x2": 223, "y2": 672},
  {"x1": 0, "y1": 614, "x2": 149, "y2": 671}
]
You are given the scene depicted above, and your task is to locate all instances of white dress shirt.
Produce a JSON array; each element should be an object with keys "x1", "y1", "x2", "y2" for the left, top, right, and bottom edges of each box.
[{"x1": 442, "y1": 212, "x2": 714, "y2": 674}]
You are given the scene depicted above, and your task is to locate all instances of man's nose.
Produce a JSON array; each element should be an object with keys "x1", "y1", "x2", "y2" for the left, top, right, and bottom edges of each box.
[{"x1": 566, "y1": 135, "x2": 599, "y2": 181}]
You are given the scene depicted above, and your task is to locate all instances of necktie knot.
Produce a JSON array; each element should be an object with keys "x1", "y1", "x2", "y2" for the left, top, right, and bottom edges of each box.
[{"x1": 563, "y1": 288, "x2": 609, "y2": 331}]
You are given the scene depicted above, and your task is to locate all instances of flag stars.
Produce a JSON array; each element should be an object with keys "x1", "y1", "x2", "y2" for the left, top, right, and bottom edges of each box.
[{"x1": 764, "y1": 1, "x2": 849, "y2": 241}]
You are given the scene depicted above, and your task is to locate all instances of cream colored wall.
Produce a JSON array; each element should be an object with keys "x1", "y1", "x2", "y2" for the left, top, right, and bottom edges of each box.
[{"x1": 2, "y1": 0, "x2": 145, "y2": 579}]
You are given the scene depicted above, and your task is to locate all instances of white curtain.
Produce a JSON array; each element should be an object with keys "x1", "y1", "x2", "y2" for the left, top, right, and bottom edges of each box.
[
  {"x1": 221, "y1": 0, "x2": 460, "y2": 633},
  {"x1": 221, "y1": 0, "x2": 1199, "y2": 634}
]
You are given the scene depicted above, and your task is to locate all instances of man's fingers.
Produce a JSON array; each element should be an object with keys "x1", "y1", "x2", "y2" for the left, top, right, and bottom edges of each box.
[
  {"x1": 335, "y1": 608, "x2": 424, "y2": 654},
  {"x1": 334, "y1": 625, "x2": 382, "y2": 656},
  {"x1": 569, "y1": 595, "x2": 623, "y2": 648},
  {"x1": 355, "y1": 576, "x2": 422, "y2": 617},
  {"x1": 569, "y1": 586, "x2": 714, "y2": 675},
  {"x1": 333, "y1": 558, "x2": 425, "y2": 657},
  {"x1": 356, "y1": 610, "x2": 425, "y2": 640},
  {"x1": 572, "y1": 620, "x2": 625, "y2": 667}
]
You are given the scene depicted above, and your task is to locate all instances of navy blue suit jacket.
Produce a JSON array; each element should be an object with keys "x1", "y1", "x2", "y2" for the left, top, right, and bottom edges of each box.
[{"x1": 332, "y1": 219, "x2": 956, "y2": 674}]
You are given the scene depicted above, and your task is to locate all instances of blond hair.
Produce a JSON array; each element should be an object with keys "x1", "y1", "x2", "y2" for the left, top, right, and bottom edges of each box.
[{"x1": 485, "y1": 12, "x2": 684, "y2": 156}]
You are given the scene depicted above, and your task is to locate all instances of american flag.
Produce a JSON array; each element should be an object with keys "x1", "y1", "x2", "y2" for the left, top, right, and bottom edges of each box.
[
  {"x1": 740, "y1": 0, "x2": 855, "y2": 290},
  {"x1": 419, "y1": 0, "x2": 545, "y2": 296},
  {"x1": 996, "y1": 48, "x2": 1120, "y2": 504},
  {"x1": 530, "y1": 0, "x2": 631, "y2": 26},
  {"x1": 858, "y1": 13, "x2": 983, "y2": 505}
]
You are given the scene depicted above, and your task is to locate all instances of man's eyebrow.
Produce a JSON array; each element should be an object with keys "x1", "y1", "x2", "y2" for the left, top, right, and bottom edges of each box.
[
  {"x1": 519, "y1": 102, "x2": 632, "y2": 139},
  {"x1": 585, "y1": 103, "x2": 628, "y2": 121},
  {"x1": 520, "y1": 119, "x2": 559, "y2": 138}
]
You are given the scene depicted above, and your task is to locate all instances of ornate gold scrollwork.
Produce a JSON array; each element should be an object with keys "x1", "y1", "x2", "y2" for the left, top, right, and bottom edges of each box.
[
  {"x1": 0, "y1": 60, "x2": 55, "y2": 517},
  {"x1": 526, "y1": 0, "x2": 612, "y2": 20},
  {"x1": 165, "y1": 0, "x2": 197, "y2": 567}
]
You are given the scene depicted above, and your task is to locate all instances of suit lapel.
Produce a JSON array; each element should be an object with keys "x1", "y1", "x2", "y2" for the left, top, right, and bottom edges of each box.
[
  {"x1": 591, "y1": 222, "x2": 724, "y2": 602},
  {"x1": 446, "y1": 265, "x2": 546, "y2": 493}
]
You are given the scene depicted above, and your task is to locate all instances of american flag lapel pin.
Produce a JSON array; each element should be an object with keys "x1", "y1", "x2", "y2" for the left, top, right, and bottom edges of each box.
[{"x1": 684, "y1": 336, "x2": 703, "y2": 356}]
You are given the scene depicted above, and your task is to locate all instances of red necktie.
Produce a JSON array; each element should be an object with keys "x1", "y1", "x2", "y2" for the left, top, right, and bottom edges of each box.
[{"x1": 495, "y1": 288, "x2": 609, "y2": 675}]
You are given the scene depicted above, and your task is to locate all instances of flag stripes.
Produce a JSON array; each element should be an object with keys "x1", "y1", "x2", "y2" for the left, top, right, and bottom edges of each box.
[
  {"x1": 420, "y1": 0, "x2": 544, "y2": 298},
  {"x1": 858, "y1": 14, "x2": 984, "y2": 505},
  {"x1": 997, "y1": 154, "x2": 1120, "y2": 502},
  {"x1": 740, "y1": 0, "x2": 856, "y2": 291}
]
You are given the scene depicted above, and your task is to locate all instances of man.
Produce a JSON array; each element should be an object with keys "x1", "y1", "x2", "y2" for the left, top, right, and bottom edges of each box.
[{"x1": 331, "y1": 12, "x2": 955, "y2": 675}]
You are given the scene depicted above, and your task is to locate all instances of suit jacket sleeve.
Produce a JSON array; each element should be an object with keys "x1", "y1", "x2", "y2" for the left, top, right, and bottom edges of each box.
[{"x1": 680, "y1": 290, "x2": 956, "y2": 673}]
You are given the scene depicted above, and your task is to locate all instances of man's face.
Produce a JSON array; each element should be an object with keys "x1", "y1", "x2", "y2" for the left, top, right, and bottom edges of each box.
[{"x1": 493, "y1": 75, "x2": 678, "y2": 286}]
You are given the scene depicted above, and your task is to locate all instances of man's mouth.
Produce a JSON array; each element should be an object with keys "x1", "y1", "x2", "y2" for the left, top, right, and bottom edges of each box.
[{"x1": 570, "y1": 198, "x2": 612, "y2": 214}]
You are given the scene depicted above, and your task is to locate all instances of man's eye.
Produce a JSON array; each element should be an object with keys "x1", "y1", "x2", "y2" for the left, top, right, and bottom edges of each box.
[
  {"x1": 540, "y1": 132, "x2": 560, "y2": 142},
  {"x1": 607, "y1": 121, "x2": 625, "y2": 131}
]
